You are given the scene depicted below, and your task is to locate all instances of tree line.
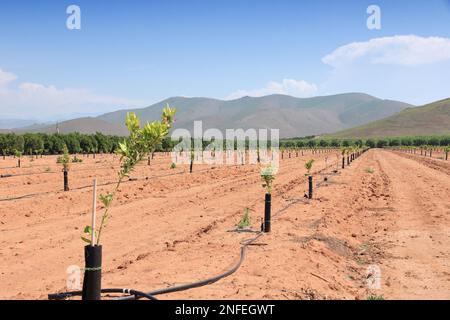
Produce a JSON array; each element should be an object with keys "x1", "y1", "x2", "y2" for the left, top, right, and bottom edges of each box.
[
  {"x1": 0, "y1": 132, "x2": 124, "y2": 156},
  {"x1": 280, "y1": 136, "x2": 450, "y2": 149},
  {"x1": 1, "y1": 132, "x2": 450, "y2": 156}
]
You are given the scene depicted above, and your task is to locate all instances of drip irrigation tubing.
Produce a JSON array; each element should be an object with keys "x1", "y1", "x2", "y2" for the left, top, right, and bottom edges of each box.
[
  {"x1": 99, "y1": 160, "x2": 343, "y2": 300},
  {"x1": 48, "y1": 288, "x2": 158, "y2": 300},
  {"x1": 0, "y1": 167, "x2": 222, "y2": 202},
  {"x1": 0, "y1": 160, "x2": 174, "y2": 178},
  {"x1": 113, "y1": 163, "x2": 342, "y2": 302},
  {"x1": 0, "y1": 167, "x2": 212, "y2": 202},
  {"x1": 45, "y1": 153, "x2": 344, "y2": 300},
  {"x1": 115, "y1": 232, "x2": 264, "y2": 300},
  {"x1": 0, "y1": 151, "x2": 340, "y2": 178},
  {"x1": 0, "y1": 153, "x2": 337, "y2": 202}
]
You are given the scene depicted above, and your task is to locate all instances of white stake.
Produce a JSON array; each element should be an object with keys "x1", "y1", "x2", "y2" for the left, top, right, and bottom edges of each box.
[{"x1": 91, "y1": 179, "x2": 97, "y2": 246}]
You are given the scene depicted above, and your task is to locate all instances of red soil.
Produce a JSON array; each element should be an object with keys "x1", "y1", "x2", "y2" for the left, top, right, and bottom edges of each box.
[{"x1": 0, "y1": 149, "x2": 449, "y2": 300}]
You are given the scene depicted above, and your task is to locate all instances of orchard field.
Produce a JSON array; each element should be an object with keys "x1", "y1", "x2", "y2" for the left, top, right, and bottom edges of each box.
[{"x1": 0, "y1": 148, "x2": 449, "y2": 300}]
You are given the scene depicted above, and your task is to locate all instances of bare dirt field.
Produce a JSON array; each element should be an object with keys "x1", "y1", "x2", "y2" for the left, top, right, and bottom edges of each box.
[{"x1": 1, "y1": 149, "x2": 449, "y2": 300}]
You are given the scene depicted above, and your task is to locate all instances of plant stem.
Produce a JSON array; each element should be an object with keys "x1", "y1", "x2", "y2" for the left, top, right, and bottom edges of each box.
[{"x1": 95, "y1": 175, "x2": 124, "y2": 246}]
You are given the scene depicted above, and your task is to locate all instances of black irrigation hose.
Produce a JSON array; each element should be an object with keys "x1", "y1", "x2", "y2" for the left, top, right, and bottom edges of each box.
[
  {"x1": 48, "y1": 154, "x2": 341, "y2": 300},
  {"x1": 125, "y1": 168, "x2": 340, "y2": 302},
  {"x1": 48, "y1": 233, "x2": 263, "y2": 301},
  {"x1": 115, "y1": 232, "x2": 264, "y2": 300},
  {"x1": 0, "y1": 167, "x2": 214, "y2": 202},
  {"x1": 0, "y1": 155, "x2": 320, "y2": 202},
  {"x1": 0, "y1": 161, "x2": 173, "y2": 178},
  {"x1": 114, "y1": 160, "x2": 340, "y2": 301},
  {"x1": 48, "y1": 288, "x2": 158, "y2": 300},
  {"x1": 1, "y1": 171, "x2": 55, "y2": 179}
]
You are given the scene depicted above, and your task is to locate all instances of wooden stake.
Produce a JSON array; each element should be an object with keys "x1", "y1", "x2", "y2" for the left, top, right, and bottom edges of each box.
[{"x1": 91, "y1": 179, "x2": 97, "y2": 246}]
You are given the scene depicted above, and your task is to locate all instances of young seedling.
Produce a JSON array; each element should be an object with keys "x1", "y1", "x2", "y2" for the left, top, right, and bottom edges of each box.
[
  {"x1": 57, "y1": 145, "x2": 71, "y2": 171},
  {"x1": 260, "y1": 164, "x2": 275, "y2": 194},
  {"x1": 444, "y1": 146, "x2": 450, "y2": 161},
  {"x1": 15, "y1": 150, "x2": 22, "y2": 167},
  {"x1": 170, "y1": 162, "x2": 177, "y2": 169},
  {"x1": 57, "y1": 145, "x2": 71, "y2": 191},
  {"x1": 82, "y1": 105, "x2": 176, "y2": 246},
  {"x1": 260, "y1": 165, "x2": 275, "y2": 233},
  {"x1": 366, "y1": 168, "x2": 375, "y2": 174},
  {"x1": 305, "y1": 159, "x2": 315, "y2": 176},
  {"x1": 304, "y1": 159, "x2": 315, "y2": 199},
  {"x1": 237, "y1": 208, "x2": 251, "y2": 230}
]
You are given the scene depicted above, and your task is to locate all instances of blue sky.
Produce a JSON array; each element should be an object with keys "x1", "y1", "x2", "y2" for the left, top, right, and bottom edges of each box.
[{"x1": 0, "y1": 0, "x2": 450, "y2": 120}]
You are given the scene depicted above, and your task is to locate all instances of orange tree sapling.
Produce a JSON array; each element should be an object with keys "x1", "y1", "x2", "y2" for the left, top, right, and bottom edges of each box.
[{"x1": 82, "y1": 105, "x2": 176, "y2": 246}]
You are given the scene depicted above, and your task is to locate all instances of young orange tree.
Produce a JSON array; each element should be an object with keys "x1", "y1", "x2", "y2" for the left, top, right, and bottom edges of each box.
[{"x1": 82, "y1": 105, "x2": 176, "y2": 245}]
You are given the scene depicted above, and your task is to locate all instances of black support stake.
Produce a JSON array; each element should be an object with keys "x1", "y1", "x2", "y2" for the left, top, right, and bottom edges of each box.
[
  {"x1": 342, "y1": 157, "x2": 345, "y2": 169},
  {"x1": 264, "y1": 193, "x2": 271, "y2": 233},
  {"x1": 82, "y1": 245, "x2": 102, "y2": 300},
  {"x1": 308, "y1": 176, "x2": 313, "y2": 199}
]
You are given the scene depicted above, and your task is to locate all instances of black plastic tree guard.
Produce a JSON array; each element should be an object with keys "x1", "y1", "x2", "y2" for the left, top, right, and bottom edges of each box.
[
  {"x1": 308, "y1": 176, "x2": 313, "y2": 199},
  {"x1": 264, "y1": 193, "x2": 271, "y2": 233},
  {"x1": 82, "y1": 245, "x2": 102, "y2": 300},
  {"x1": 63, "y1": 169, "x2": 69, "y2": 191},
  {"x1": 342, "y1": 157, "x2": 345, "y2": 169}
]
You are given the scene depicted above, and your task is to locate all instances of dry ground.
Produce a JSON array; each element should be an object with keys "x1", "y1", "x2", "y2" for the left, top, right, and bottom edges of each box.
[{"x1": 0, "y1": 149, "x2": 449, "y2": 300}]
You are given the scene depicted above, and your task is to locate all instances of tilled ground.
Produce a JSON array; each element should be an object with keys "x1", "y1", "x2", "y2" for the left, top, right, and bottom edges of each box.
[{"x1": 0, "y1": 149, "x2": 449, "y2": 300}]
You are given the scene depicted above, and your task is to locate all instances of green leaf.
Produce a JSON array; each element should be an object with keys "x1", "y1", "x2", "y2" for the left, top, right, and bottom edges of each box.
[
  {"x1": 81, "y1": 236, "x2": 92, "y2": 244},
  {"x1": 99, "y1": 193, "x2": 113, "y2": 207},
  {"x1": 83, "y1": 225, "x2": 92, "y2": 234}
]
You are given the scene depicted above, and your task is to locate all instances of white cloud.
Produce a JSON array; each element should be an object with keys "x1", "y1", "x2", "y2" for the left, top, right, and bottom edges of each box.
[
  {"x1": 227, "y1": 79, "x2": 318, "y2": 100},
  {"x1": 322, "y1": 35, "x2": 450, "y2": 67},
  {"x1": 0, "y1": 69, "x2": 143, "y2": 119},
  {"x1": 0, "y1": 69, "x2": 18, "y2": 87}
]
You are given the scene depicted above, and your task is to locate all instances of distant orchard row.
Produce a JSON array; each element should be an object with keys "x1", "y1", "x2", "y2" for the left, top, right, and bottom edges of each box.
[
  {"x1": 280, "y1": 135, "x2": 450, "y2": 149},
  {"x1": 1, "y1": 132, "x2": 450, "y2": 156}
]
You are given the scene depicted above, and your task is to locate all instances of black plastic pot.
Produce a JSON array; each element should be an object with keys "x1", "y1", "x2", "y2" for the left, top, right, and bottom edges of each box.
[
  {"x1": 82, "y1": 245, "x2": 102, "y2": 300},
  {"x1": 264, "y1": 193, "x2": 271, "y2": 233}
]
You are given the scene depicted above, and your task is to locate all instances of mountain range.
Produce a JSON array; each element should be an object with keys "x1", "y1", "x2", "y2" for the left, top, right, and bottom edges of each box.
[
  {"x1": 5, "y1": 93, "x2": 414, "y2": 138},
  {"x1": 330, "y1": 98, "x2": 450, "y2": 138}
]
